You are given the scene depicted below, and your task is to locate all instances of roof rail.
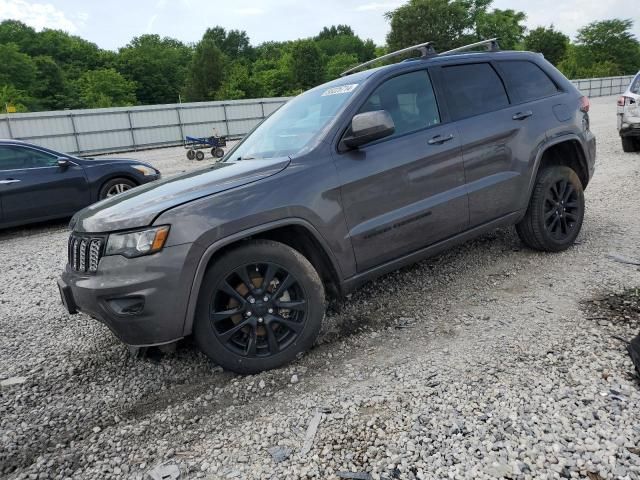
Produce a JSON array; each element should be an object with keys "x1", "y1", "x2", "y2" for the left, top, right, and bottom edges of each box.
[
  {"x1": 439, "y1": 38, "x2": 500, "y2": 56},
  {"x1": 340, "y1": 41, "x2": 436, "y2": 77}
]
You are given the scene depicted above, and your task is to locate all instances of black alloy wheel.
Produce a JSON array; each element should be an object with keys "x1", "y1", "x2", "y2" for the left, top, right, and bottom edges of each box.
[
  {"x1": 210, "y1": 262, "x2": 308, "y2": 358},
  {"x1": 543, "y1": 177, "x2": 580, "y2": 241},
  {"x1": 516, "y1": 165, "x2": 585, "y2": 252},
  {"x1": 194, "y1": 240, "x2": 325, "y2": 374}
]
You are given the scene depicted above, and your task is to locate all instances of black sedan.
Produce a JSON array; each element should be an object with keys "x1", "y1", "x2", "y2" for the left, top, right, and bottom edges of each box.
[{"x1": 0, "y1": 140, "x2": 161, "y2": 229}]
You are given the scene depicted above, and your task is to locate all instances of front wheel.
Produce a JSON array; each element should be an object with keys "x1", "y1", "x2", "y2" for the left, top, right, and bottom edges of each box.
[
  {"x1": 194, "y1": 240, "x2": 325, "y2": 374},
  {"x1": 516, "y1": 166, "x2": 585, "y2": 252},
  {"x1": 98, "y1": 178, "x2": 136, "y2": 200}
]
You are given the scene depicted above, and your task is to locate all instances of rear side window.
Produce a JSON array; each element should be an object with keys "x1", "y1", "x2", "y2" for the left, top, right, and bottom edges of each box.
[
  {"x1": 498, "y1": 61, "x2": 558, "y2": 102},
  {"x1": 440, "y1": 63, "x2": 509, "y2": 120}
]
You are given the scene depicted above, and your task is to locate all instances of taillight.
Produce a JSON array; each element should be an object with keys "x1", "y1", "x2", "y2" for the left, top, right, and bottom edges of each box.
[
  {"x1": 618, "y1": 96, "x2": 635, "y2": 107},
  {"x1": 580, "y1": 96, "x2": 590, "y2": 113}
]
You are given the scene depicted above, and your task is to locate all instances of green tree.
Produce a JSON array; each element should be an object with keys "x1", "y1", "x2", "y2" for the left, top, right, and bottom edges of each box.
[
  {"x1": 557, "y1": 44, "x2": 620, "y2": 78},
  {"x1": 75, "y1": 68, "x2": 137, "y2": 108},
  {"x1": 524, "y1": 26, "x2": 569, "y2": 65},
  {"x1": 0, "y1": 20, "x2": 37, "y2": 51},
  {"x1": 28, "y1": 29, "x2": 103, "y2": 74},
  {"x1": 575, "y1": 19, "x2": 640, "y2": 75},
  {"x1": 326, "y1": 53, "x2": 358, "y2": 80},
  {"x1": 203, "y1": 26, "x2": 251, "y2": 59},
  {"x1": 289, "y1": 40, "x2": 325, "y2": 91},
  {"x1": 475, "y1": 8, "x2": 526, "y2": 50},
  {"x1": 216, "y1": 61, "x2": 261, "y2": 99},
  {"x1": 0, "y1": 43, "x2": 37, "y2": 91},
  {"x1": 117, "y1": 34, "x2": 192, "y2": 104},
  {"x1": 0, "y1": 84, "x2": 30, "y2": 112},
  {"x1": 32, "y1": 55, "x2": 68, "y2": 110},
  {"x1": 386, "y1": 0, "x2": 492, "y2": 52},
  {"x1": 251, "y1": 42, "x2": 294, "y2": 97},
  {"x1": 314, "y1": 25, "x2": 376, "y2": 62},
  {"x1": 183, "y1": 38, "x2": 226, "y2": 101}
]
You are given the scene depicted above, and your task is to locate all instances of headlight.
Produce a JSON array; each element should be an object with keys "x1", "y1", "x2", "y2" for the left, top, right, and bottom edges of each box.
[
  {"x1": 105, "y1": 226, "x2": 170, "y2": 258},
  {"x1": 132, "y1": 165, "x2": 158, "y2": 176}
]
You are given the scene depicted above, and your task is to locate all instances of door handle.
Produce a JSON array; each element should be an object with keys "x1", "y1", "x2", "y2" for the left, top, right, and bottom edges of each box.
[
  {"x1": 427, "y1": 134, "x2": 455, "y2": 145},
  {"x1": 0, "y1": 179, "x2": 21, "y2": 184},
  {"x1": 512, "y1": 110, "x2": 533, "y2": 120}
]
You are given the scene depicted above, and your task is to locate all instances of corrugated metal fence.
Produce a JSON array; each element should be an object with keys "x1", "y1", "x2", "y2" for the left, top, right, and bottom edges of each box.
[
  {"x1": 571, "y1": 75, "x2": 634, "y2": 98},
  {"x1": 0, "y1": 97, "x2": 289, "y2": 155},
  {"x1": 0, "y1": 75, "x2": 635, "y2": 155}
]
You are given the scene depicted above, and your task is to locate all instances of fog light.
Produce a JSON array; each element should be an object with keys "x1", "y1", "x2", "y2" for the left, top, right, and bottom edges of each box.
[{"x1": 106, "y1": 297, "x2": 145, "y2": 315}]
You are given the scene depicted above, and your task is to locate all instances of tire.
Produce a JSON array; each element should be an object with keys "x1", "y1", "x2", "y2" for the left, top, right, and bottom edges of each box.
[
  {"x1": 621, "y1": 136, "x2": 638, "y2": 153},
  {"x1": 516, "y1": 166, "x2": 585, "y2": 252},
  {"x1": 212, "y1": 147, "x2": 224, "y2": 158},
  {"x1": 98, "y1": 177, "x2": 136, "y2": 200},
  {"x1": 194, "y1": 240, "x2": 325, "y2": 374},
  {"x1": 187, "y1": 149, "x2": 196, "y2": 160},
  {"x1": 195, "y1": 150, "x2": 205, "y2": 161}
]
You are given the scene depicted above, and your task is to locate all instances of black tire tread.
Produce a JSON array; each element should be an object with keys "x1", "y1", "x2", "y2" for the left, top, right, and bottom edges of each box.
[
  {"x1": 98, "y1": 177, "x2": 136, "y2": 200},
  {"x1": 194, "y1": 239, "x2": 325, "y2": 374},
  {"x1": 621, "y1": 137, "x2": 638, "y2": 153},
  {"x1": 516, "y1": 166, "x2": 584, "y2": 252}
]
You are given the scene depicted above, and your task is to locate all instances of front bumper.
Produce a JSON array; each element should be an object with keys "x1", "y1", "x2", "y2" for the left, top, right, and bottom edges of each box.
[{"x1": 59, "y1": 242, "x2": 200, "y2": 346}]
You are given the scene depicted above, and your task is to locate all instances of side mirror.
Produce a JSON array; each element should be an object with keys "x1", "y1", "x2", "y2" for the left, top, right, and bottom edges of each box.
[
  {"x1": 342, "y1": 110, "x2": 395, "y2": 149},
  {"x1": 57, "y1": 158, "x2": 71, "y2": 168}
]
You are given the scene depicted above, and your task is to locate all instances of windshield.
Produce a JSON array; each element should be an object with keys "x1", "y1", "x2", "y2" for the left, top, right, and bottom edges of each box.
[
  {"x1": 631, "y1": 73, "x2": 640, "y2": 94},
  {"x1": 228, "y1": 83, "x2": 360, "y2": 160}
]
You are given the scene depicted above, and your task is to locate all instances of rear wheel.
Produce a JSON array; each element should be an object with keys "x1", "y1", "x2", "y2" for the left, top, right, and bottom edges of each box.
[
  {"x1": 98, "y1": 177, "x2": 136, "y2": 200},
  {"x1": 516, "y1": 166, "x2": 584, "y2": 252},
  {"x1": 194, "y1": 240, "x2": 325, "y2": 374},
  {"x1": 621, "y1": 136, "x2": 638, "y2": 152},
  {"x1": 195, "y1": 150, "x2": 205, "y2": 161}
]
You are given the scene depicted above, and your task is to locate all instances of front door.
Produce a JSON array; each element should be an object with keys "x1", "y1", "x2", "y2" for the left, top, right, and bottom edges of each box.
[
  {"x1": 334, "y1": 69, "x2": 468, "y2": 272},
  {"x1": 0, "y1": 145, "x2": 90, "y2": 225}
]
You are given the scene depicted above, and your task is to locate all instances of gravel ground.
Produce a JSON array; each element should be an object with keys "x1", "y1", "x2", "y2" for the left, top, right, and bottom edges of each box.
[{"x1": 1, "y1": 95, "x2": 639, "y2": 480}]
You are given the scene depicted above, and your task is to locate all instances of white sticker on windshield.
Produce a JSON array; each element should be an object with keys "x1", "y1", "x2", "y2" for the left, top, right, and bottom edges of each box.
[{"x1": 321, "y1": 84, "x2": 359, "y2": 96}]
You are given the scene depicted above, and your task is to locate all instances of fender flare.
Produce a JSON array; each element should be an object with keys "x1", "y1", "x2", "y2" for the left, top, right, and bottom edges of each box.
[
  {"x1": 182, "y1": 218, "x2": 343, "y2": 336},
  {"x1": 524, "y1": 133, "x2": 589, "y2": 203}
]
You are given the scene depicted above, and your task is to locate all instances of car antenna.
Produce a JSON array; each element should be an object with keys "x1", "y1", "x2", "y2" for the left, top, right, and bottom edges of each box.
[{"x1": 340, "y1": 41, "x2": 436, "y2": 77}]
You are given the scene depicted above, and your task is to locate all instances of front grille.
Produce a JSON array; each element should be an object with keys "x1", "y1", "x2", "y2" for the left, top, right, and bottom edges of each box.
[{"x1": 68, "y1": 234, "x2": 106, "y2": 273}]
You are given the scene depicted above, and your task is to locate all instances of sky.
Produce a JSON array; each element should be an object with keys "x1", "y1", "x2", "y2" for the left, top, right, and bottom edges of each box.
[{"x1": 0, "y1": 0, "x2": 638, "y2": 51}]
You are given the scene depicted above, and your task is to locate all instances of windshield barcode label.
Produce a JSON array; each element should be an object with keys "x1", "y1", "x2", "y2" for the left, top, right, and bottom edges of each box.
[{"x1": 321, "y1": 84, "x2": 359, "y2": 96}]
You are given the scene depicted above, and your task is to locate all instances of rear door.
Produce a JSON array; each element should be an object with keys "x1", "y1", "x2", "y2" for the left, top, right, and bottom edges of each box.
[
  {"x1": 0, "y1": 145, "x2": 90, "y2": 224},
  {"x1": 334, "y1": 68, "x2": 468, "y2": 272},
  {"x1": 435, "y1": 61, "x2": 559, "y2": 227}
]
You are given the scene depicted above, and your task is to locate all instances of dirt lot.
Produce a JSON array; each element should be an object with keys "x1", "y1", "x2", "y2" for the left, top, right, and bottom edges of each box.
[{"x1": 1, "y1": 96, "x2": 639, "y2": 480}]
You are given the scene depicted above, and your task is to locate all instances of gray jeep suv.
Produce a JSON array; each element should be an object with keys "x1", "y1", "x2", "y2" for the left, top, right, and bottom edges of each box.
[{"x1": 58, "y1": 40, "x2": 596, "y2": 374}]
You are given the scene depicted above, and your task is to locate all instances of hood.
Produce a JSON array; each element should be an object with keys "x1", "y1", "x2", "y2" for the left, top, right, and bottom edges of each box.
[
  {"x1": 79, "y1": 157, "x2": 155, "y2": 168},
  {"x1": 71, "y1": 157, "x2": 290, "y2": 233}
]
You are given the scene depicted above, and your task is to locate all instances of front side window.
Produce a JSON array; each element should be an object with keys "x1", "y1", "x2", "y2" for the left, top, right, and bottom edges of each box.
[
  {"x1": 498, "y1": 60, "x2": 558, "y2": 103},
  {"x1": 358, "y1": 70, "x2": 440, "y2": 139},
  {"x1": 0, "y1": 146, "x2": 57, "y2": 170},
  {"x1": 440, "y1": 63, "x2": 509, "y2": 120}
]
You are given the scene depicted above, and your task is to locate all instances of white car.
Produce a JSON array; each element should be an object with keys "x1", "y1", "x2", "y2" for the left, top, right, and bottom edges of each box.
[{"x1": 617, "y1": 72, "x2": 640, "y2": 152}]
